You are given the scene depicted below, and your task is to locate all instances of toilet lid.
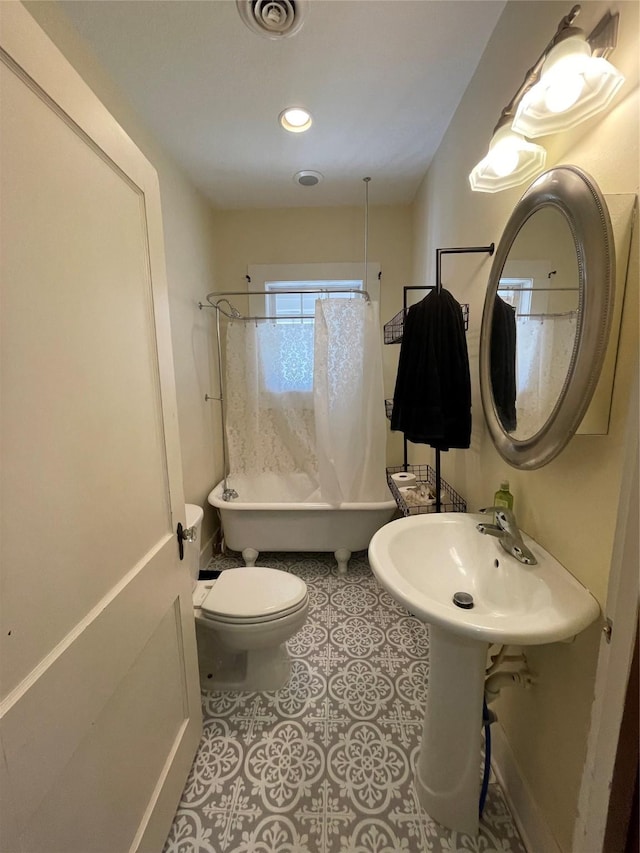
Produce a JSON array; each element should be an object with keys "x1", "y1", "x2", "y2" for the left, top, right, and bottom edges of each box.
[{"x1": 201, "y1": 566, "x2": 307, "y2": 620}]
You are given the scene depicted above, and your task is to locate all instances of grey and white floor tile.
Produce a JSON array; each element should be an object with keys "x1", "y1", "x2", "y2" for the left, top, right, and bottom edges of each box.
[{"x1": 164, "y1": 552, "x2": 526, "y2": 853}]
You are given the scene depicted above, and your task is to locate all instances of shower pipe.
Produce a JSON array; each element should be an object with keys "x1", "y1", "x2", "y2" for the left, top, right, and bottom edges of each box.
[
  {"x1": 401, "y1": 244, "x2": 495, "y2": 512},
  {"x1": 199, "y1": 288, "x2": 372, "y2": 501},
  {"x1": 363, "y1": 177, "x2": 371, "y2": 295}
]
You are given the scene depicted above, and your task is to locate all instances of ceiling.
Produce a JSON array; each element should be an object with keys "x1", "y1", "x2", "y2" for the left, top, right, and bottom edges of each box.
[{"x1": 57, "y1": 0, "x2": 506, "y2": 209}]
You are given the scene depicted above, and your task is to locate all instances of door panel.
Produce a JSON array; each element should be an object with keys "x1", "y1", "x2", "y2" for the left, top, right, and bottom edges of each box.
[
  {"x1": 19, "y1": 602, "x2": 188, "y2": 853},
  {"x1": 1, "y1": 63, "x2": 169, "y2": 693},
  {"x1": 0, "y1": 5, "x2": 201, "y2": 850},
  {"x1": 2, "y1": 548, "x2": 184, "y2": 832}
]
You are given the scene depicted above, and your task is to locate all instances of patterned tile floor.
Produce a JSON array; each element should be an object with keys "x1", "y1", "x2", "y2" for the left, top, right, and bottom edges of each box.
[{"x1": 164, "y1": 551, "x2": 527, "y2": 853}]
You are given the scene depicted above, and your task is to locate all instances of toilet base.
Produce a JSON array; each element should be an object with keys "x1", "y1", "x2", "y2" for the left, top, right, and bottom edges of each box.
[{"x1": 196, "y1": 622, "x2": 292, "y2": 692}]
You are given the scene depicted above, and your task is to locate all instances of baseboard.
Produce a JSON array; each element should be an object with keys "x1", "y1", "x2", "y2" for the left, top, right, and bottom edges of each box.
[
  {"x1": 490, "y1": 722, "x2": 561, "y2": 853},
  {"x1": 200, "y1": 535, "x2": 214, "y2": 570}
]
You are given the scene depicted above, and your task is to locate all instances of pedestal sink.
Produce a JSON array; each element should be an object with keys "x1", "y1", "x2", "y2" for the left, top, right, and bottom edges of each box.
[{"x1": 368, "y1": 513, "x2": 600, "y2": 834}]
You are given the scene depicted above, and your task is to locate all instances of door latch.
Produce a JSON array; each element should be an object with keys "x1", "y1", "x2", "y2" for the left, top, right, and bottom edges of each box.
[{"x1": 176, "y1": 522, "x2": 197, "y2": 561}]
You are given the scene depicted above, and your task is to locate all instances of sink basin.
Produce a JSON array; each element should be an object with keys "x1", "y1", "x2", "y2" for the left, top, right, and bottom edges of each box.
[
  {"x1": 368, "y1": 512, "x2": 600, "y2": 834},
  {"x1": 368, "y1": 512, "x2": 599, "y2": 645}
]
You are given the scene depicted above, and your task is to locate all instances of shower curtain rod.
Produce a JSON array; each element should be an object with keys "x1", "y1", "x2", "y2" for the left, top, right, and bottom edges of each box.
[
  {"x1": 517, "y1": 309, "x2": 578, "y2": 318},
  {"x1": 497, "y1": 286, "x2": 578, "y2": 292},
  {"x1": 198, "y1": 288, "x2": 371, "y2": 319}
]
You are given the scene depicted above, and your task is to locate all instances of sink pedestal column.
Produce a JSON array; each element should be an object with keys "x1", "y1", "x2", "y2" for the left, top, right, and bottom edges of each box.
[{"x1": 415, "y1": 624, "x2": 488, "y2": 835}]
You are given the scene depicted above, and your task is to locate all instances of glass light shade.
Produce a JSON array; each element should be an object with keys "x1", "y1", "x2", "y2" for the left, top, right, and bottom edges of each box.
[
  {"x1": 469, "y1": 126, "x2": 547, "y2": 193},
  {"x1": 279, "y1": 107, "x2": 312, "y2": 132},
  {"x1": 512, "y1": 35, "x2": 624, "y2": 138}
]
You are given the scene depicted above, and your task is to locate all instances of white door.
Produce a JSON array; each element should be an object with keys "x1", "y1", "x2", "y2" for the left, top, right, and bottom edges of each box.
[{"x1": 0, "y1": 5, "x2": 202, "y2": 851}]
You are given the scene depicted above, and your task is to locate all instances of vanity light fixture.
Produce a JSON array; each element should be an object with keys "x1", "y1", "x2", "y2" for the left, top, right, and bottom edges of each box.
[
  {"x1": 469, "y1": 5, "x2": 624, "y2": 193},
  {"x1": 512, "y1": 28, "x2": 624, "y2": 137},
  {"x1": 468, "y1": 121, "x2": 547, "y2": 193},
  {"x1": 279, "y1": 107, "x2": 312, "y2": 133}
]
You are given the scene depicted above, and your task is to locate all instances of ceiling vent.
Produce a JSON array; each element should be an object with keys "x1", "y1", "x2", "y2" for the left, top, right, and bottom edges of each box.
[{"x1": 237, "y1": 0, "x2": 307, "y2": 39}]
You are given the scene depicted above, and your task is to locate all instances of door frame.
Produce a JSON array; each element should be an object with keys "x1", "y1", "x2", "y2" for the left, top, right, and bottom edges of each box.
[{"x1": 573, "y1": 365, "x2": 639, "y2": 850}]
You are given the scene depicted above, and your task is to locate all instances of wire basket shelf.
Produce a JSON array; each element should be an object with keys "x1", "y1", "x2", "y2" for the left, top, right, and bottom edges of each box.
[
  {"x1": 387, "y1": 464, "x2": 467, "y2": 516},
  {"x1": 383, "y1": 309, "x2": 407, "y2": 344},
  {"x1": 383, "y1": 303, "x2": 469, "y2": 344}
]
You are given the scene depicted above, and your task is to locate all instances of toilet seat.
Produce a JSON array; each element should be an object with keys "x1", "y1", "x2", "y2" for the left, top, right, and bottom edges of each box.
[
  {"x1": 202, "y1": 598, "x2": 308, "y2": 626},
  {"x1": 200, "y1": 566, "x2": 308, "y2": 624}
]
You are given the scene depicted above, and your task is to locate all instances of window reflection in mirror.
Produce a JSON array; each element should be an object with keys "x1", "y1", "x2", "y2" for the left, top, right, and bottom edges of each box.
[{"x1": 491, "y1": 207, "x2": 580, "y2": 439}]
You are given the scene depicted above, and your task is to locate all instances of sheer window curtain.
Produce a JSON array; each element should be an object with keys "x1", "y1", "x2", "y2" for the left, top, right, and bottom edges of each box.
[
  {"x1": 224, "y1": 298, "x2": 388, "y2": 504},
  {"x1": 224, "y1": 321, "x2": 320, "y2": 501}
]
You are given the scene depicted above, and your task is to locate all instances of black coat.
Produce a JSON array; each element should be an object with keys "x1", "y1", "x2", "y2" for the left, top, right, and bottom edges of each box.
[{"x1": 390, "y1": 289, "x2": 471, "y2": 450}]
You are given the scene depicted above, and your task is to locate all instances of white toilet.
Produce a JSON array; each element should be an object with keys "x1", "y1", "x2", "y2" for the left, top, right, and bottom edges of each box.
[{"x1": 185, "y1": 504, "x2": 308, "y2": 692}]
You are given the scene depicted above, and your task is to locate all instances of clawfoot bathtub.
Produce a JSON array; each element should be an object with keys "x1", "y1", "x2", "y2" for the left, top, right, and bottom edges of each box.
[{"x1": 208, "y1": 476, "x2": 396, "y2": 574}]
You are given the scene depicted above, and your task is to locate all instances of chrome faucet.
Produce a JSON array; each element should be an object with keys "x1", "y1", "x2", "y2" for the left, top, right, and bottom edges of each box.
[{"x1": 476, "y1": 507, "x2": 537, "y2": 566}]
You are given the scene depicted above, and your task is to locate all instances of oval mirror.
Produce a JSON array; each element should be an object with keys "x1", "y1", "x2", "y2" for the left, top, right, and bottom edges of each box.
[{"x1": 480, "y1": 166, "x2": 615, "y2": 469}]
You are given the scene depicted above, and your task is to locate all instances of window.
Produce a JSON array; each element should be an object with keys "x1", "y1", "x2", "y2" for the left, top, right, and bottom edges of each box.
[
  {"x1": 266, "y1": 279, "x2": 363, "y2": 323},
  {"x1": 497, "y1": 277, "x2": 533, "y2": 316},
  {"x1": 498, "y1": 260, "x2": 550, "y2": 318},
  {"x1": 247, "y1": 263, "x2": 380, "y2": 393},
  {"x1": 248, "y1": 262, "x2": 380, "y2": 318}
]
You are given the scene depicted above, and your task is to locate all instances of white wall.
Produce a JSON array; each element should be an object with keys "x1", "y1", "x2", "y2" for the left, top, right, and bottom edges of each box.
[
  {"x1": 24, "y1": 2, "x2": 222, "y2": 550},
  {"x1": 411, "y1": 2, "x2": 639, "y2": 849}
]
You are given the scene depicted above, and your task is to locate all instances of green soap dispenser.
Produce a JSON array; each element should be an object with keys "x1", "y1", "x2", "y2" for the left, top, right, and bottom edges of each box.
[{"x1": 494, "y1": 480, "x2": 513, "y2": 510}]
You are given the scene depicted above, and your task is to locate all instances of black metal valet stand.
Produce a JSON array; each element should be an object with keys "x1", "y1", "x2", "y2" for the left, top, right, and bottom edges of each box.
[{"x1": 387, "y1": 243, "x2": 494, "y2": 513}]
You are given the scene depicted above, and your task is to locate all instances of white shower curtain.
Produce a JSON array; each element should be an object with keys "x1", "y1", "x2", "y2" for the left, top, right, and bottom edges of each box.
[
  {"x1": 224, "y1": 297, "x2": 388, "y2": 504},
  {"x1": 314, "y1": 298, "x2": 388, "y2": 504}
]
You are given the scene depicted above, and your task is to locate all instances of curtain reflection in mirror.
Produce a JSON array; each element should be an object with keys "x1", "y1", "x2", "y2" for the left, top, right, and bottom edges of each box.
[{"x1": 514, "y1": 313, "x2": 577, "y2": 437}]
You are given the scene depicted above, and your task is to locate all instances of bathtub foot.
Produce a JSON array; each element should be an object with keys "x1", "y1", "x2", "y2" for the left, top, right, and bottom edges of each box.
[
  {"x1": 334, "y1": 548, "x2": 351, "y2": 575},
  {"x1": 242, "y1": 547, "x2": 259, "y2": 567}
]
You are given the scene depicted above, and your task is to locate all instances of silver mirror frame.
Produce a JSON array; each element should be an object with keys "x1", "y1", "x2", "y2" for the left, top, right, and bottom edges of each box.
[{"x1": 480, "y1": 166, "x2": 615, "y2": 470}]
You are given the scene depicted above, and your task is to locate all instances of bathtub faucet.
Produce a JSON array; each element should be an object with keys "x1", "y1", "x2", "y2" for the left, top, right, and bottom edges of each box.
[{"x1": 476, "y1": 507, "x2": 537, "y2": 566}]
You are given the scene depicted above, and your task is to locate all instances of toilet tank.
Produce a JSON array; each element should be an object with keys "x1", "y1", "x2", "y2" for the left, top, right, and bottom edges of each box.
[{"x1": 185, "y1": 503, "x2": 204, "y2": 588}]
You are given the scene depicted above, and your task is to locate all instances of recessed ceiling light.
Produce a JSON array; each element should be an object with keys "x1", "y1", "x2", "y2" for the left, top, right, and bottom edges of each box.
[
  {"x1": 294, "y1": 170, "x2": 323, "y2": 186},
  {"x1": 279, "y1": 107, "x2": 312, "y2": 133}
]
